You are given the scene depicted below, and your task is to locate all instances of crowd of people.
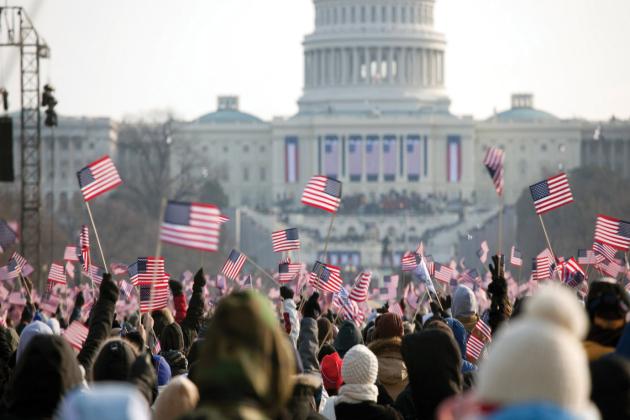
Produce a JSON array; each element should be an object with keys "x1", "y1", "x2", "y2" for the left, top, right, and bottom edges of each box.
[{"x1": 0, "y1": 255, "x2": 629, "y2": 419}]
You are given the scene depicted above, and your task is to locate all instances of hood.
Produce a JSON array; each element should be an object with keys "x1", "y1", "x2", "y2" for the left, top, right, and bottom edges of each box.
[
  {"x1": 56, "y1": 383, "x2": 151, "y2": 420},
  {"x1": 334, "y1": 320, "x2": 363, "y2": 358},
  {"x1": 16, "y1": 320, "x2": 53, "y2": 362},
  {"x1": 368, "y1": 337, "x2": 407, "y2": 386},
  {"x1": 444, "y1": 318, "x2": 468, "y2": 358},
  {"x1": 452, "y1": 285, "x2": 477, "y2": 318},
  {"x1": 160, "y1": 322, "x2": 185, "y2": 353},
  {"x1": 191, "y1": 290, "x2": 295, "y2": 419},
  {"x1": 401, "y1": 330, "x2": 463, "y2": 420},
  {"x1": 590, "y1": 354, "x2": 630, "y2": 419},
  {"x1": 6, "y1": 334, "x2": 83, "y2": 418},
  {"x1": 92, "y1": 339, "x2": 136, "y2": 382}
]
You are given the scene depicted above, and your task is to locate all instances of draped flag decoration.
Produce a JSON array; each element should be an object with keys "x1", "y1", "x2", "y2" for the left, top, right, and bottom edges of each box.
[
  {"x1": 301, "y1": 175, "x2": 342, "y2": 213},
  {"x1": 529, "y1": 173, "x2": 574, "y2": 215},
  {"x1": 76, "y1": 155, "x2": 123, "y2": 201},
  {"x1": 160, "y1": 201, "x2": 222, "y2": 252},
  {"x1": 0, "y1": 219, "x2": 18, "y2": 252},
  {"x1": 128, "y1": 257, "x2": 167, "y2": 286},
  {"x1": 271, "y1": 228, "x2": 300, "y2": 253},
  {"x1": 309, "y1": 261, "x2": 343, "y2": 293},
  {"x1": 594, "y1": 214, "x2": 630, "y2": 251},
  {"x1": 483, "y1": 147, "x2": 505, "y2": 196},
  {"x1": 510, "y1": 246, "x2": 523, "y2": 267},
  {"x1": 348, "y1": 271, "x2": 371, "y2": 302},
  {"x1": 221, "y1": 250, "x2": 247, "y2": 280}
]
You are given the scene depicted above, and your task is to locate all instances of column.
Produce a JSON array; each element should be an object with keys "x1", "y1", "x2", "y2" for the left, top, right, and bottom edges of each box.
[
  {"x1": 422, "y1": 49, "x2": 428, "y2": 86},
  {"x1": 304, "y1": 51, "x2": 311, "y2": 88},
  {"x1": 352, "y1": 47, "x2": 359, "y2": 84},
  {"x1": 328, "y1": 49, "x2": 334, "y2": 86},
  {"x1": 376, "y1": 46, "x2": 382, "y2": 82},
  {"x1": 387, "y1": 47, "x2": 393, "y2": 83},
  {"x1": 340, "y1": 48, "x2": 346, "y2": 85},
  {"x1": 361, "y1": 47, "x2": 367, "y2": 84},
  {"x1": 410, "y1": 47, "x2": 417, "y2": 85},
  {"x1": 319, "y1": 49, "x2": 325, "y2": 86},
  {"x1": 396, "y1": 48, "x2": 404, "y2": 84}
]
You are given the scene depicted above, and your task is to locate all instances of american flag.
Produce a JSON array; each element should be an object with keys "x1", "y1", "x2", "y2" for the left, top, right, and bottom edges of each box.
[
  {"x1": 415, "y1": 258, "x2": 437, "y2": 296},
  {"x1": 598, "y1": 260, "x2": 625, "y2": 278},
  {"x1": 64, "y1": 245, "x2": 79, "y2": 262},
  {"x1": 79, "y1": 225, "x2": 91, "y2": 272},
  {"x1": 578, "y1": 249, "x2": 597, "y2": 265},
  {"x1": 139, "y1": 282, "x2": 169, "y2": 313},
  {"x1": 401, "y1": 251, "x2": 420, "y2": 272},
  {"x1": 534, "y1": 249, "x2": 553, "y2": 280},
  {"x1": 474, "y1": 318, "x2": 493, "y2": 342},
  {"x1": 563, "y1": 257, "x2": 585, "y2": 287},
  {"x1": 594, "y1": 214, "x2": 630, "y2": 251},
  {"x1": 593, "y1": 241, "x2": 617, "y2": 263},
  {"x1": 383, "y1": 274, "x2": 399, "y2": 291},
  {"x1": 510, "y1": 246, "x2": 523, "y2": 267},
  {"x1": 564, "y1": 257, "x2": 585, "y2": 276},
  {"x1": 8, "y1": 292, "x2": 26, "y2": 306},
  {"x1": 7, "y1": 252, "x2": 28, "y2": 276},
  {"x1": 301, "y1": 175, "x2": 342, "y2": 213},
  {"x1": 477, "y1": 241, "x2": 489, "y2": 264},
  {"x1": 271, "y1": 228, "x2": 300, "y2": 252},
  {"x1": 425, "y1": 255, "x2": 435, "y2": 276},
  {"x1": 460, "y1": 269, "x2": 480, "y2": 285},
  {"x1": 309, "y1": 261, "x2": 343, "y2": 293},
  {"x1": 160, "y1": 201, "x2": 222, "y2": 252},
  {"x1": 433, "y1": 263, "x2": 454, "y2": 283},
  {"x1": 119, "y1": 280, "x2": 134, "y2": 299},
  {"x1": 348, "y1": 271, "x2": 371, "y2": 302},
  {"x1": 483, "y1": 147, "x2": 505, "y2": 196},
  {"x1": 218, "y1": 214, "x2": 230, "y2": 224},
  {"x1": 77, "y1": 155, "x2": 123, "y2": 201},
  {"x1": 0, "y1": 260, "x2": 19, "y2": 281},
  {"x1": 48, "y1": 262, "x2": 66, "y2": 286},
  {"x1": 110, "y1": 262, "x2": 128, "y2": 276},
  {"x1": 374, "y1": 286, "x2": 396, "y2": 302},
  {"x1": 40, "y1": 295, "x2": 60, "y2": 315},
  {"x1": 86, "y1": 265, "x2": 105, "y2": 285},
  {"x1": 333, "y1": 288, "x2": 363, "y2": 324},
  {"x1": 0, "y1": 219, "x2": 18, "y2": 251},
  {"x1": 529, "y1": 173, "x2": 574, "y2": 215},
  {"x1": 278, "y1": 261, "x2": 302, "y2": 283},
  {"x1": 221, "y1": 250, "x2": 247, "y2": 280},
  {"x1": 128, "y1": 257, "x2": 166, "y2": 286},
  {"x1": 466, "y1": 334, "x2": 485, "y2": 362},
  {"x1": 389, "y1": 302, "x2": 404, "y2": 318},
  {"x1": 63, "y1": 321, "x2": 90, "y2": 351}
]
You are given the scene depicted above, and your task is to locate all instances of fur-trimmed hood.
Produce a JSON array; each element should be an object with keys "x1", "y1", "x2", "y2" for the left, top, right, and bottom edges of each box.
[{"x1": 368, "y1": 337, "x2": 408, "y2": 388}]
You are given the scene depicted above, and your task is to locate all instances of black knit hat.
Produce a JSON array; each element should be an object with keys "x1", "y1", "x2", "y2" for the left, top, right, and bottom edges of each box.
[
  {"x1": 91, "y1": 339, "x2": 136, "y2": 382},
  {"x1": 586, "y1": 279, "x2": 630, "y2": 321}
]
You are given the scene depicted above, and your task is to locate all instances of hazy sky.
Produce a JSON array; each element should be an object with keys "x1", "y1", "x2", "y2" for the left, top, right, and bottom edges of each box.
[{"x1": 1, "y1": 0, "x2": 628, "y2": 121}]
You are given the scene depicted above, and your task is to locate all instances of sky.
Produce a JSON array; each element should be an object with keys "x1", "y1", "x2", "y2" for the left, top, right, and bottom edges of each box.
[{"x1": 1, "y1": 0, "x2": 628, "y2": 122}]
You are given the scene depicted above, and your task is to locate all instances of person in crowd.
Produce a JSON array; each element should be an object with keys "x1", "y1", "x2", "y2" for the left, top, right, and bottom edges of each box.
[
  {"x1": 153, "y1": 376, "x2": 200, "y2": 420},
  {"x1": 590, "y1": 354, "x2": 630, "y2": 420},
  {"x1": 583, "y1": 278, "x2": 629, "y2": 361},
  {"x1": 320, "y1": 352, "x2": 343, "y2": 397},
  {"x1": 159, "y1": 321, "x2": 188, "y2": 376},
  {"x1": 367, "y1": 313, "x2": 408, "y2": 403},
  {"x1": 451, "y1": 285, "x2": 479, "y2": 333},
  {"x1": 186, "y1": 290, "x2": 295, "y2": 419},
  {"x1": 334, "y1": 320, "x2": 363, "y2": 359},
  {"x1": 281, "y1": 286, "x2": 301, "y2": 348},
  {"x1": 322, "y1": 344, "x2": 402, "y2": 420},
  {"x1": 56, "y1": 383, "x2": 152, "y2": 420}
]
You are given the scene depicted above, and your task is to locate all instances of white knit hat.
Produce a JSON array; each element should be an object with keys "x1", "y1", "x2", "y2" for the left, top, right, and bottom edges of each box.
[
  {"x1": 341, "y1": 344, "x2": 378, "y2": 385},
  {"x1": 476, "y1": 318, "x2": 592, "y2": 415},
  {"x1": 524, "y1": 283, "x2": 589, "y2": 339}
]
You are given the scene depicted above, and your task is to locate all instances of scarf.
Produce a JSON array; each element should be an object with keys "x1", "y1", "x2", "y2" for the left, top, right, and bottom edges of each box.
[{"x1": 322, "y1": 383, "x2": 380, "y2": 420}]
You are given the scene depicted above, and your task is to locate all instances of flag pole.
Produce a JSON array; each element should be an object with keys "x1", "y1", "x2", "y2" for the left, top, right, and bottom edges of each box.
[
  {"x1": 18, "y1": 273, "x2": 33, "y2": 303},
  {"x1": 497, "y1": 194, "x2": 504, "y2": 256},
  {"x1": 322, "y1": 213, "x2": 337, "y2": 263},
  {"x1": 154, "y1": 197, "x2": 167, "y2": 258},
  {"x1": 243, "y1": 253, "x2": 279, "y2": 287},
  {"x1": 84, "y1": 201, "x2": 108, "y2": 270},
  {"x1": 537, "y1": 214, "x2": 556, "y2": 260}
]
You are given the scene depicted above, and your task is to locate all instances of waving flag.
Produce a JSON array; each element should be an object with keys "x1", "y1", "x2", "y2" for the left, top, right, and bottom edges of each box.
[
  {"x1": 271, "y1": 228, "x2": 300, "y2": 252},
  {"x1": 414, "y1": 258, "x2": 437, "y2": 297},
  {"x1": 529, "y1": 173, "x2": 574, "y2": 215},
  {"x1": 160, "y1": 201, "x2": 222, "y2": 252},
  {"x1": 79, "y1": 225, "x2": 91, "y2": 272},
  {"x1": 40, "y1": 295, "x2": 60, "y2": 315},
  {"x1": 535, "y1": 249, "x2": 553, "y2": 280},
  {"x1": 477, "y1": 241, "x2": 489, "y2": 264},
  {"x1": 433, "y1": 263, "x2": 454, "y2": 284},
  {"x1": 510, "y1": 246, "x2": 523, "y2": 267},
  {"x1": 218, "y1": 214, "x2": 230, "y2": 224},
  {"x1": 301, "y1": 175, "x2": 342, "y2": 213},
  {"x1": 139, "y1": 281, "x2": 169, "y2": 313},
  {"x1": 309, "y1": 261, "x2": 343, "y2": 293},
  {"x1": 221, "y1": 250, "x2": 247, "y2": 280},
  {"x1": 383, "y1": 274, "x2": 399, "y2": 291},
  {"x1": 466, "y1": 334, "x2": 485, "y2": 362},
  {"x1": 86, "y1": 265, "x2": 105, "y2": 286},
  {"x1": 128, "y1": 257, "x2": 166, "y2": 286},
  {"x1": 460, "y1": 269, "x2": 480, "y2": 285},
  {"x1": 63, "y1": 321, "x2": 89, "y2": 351},
  {"x1": 278, "y1": 261, "x2": 302, "y2": 283},
  {"x1": 594, "y1": 215, "x2": 630, "y2": 251},
  {"x1": 349, "y1": 271, "x2": 371, "y2": 302},
  {"x1": 593, "y1": 241, "x2": 617, "y2": 263},
  {"x1": 120, "y1": 280, "x2": 134, "y2": 299},
  {"x1": 401, "y1": 251, "x2": 420, "y2": 272},
  {"x1": 64, "y1": 245, "x2": 79, "y2": 262},
  {"x1": 598, "y1": 260, "x2": 625, "y2": 278},
  {"x1": 47, "y1": 262, "x2": 66, "y2": 286},
  {"x1": 578, "y1": 249, "x2": 597, "y2": 265},
  {"x1": 77, "y1": 155, "x2": 123, "y2": 201},
  {"x1": 0, "y1": 260, "x2": 20, "y2": 281},
  {"x1": 483, "y1": 147, "x2": 505, "y2": 196}
]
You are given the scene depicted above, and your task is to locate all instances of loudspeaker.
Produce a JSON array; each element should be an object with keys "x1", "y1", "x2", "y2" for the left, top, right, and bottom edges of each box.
[{"x1": 0, "y1": 117, "x2": 14, "y2": 182}]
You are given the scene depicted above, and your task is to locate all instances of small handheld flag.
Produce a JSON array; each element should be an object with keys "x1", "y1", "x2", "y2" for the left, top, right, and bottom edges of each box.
[
  {"x1": 221, "y1": 250, "x2": 247, "y2": 280},
  {"x1": 483, "y1": 147, "x2": 505, "y2": 196},
  {"x1": 529, "y1": 173, "x2": 574, "y2": 215},
  {"x1": 510, "y1": 246, "x2": 523, "y2": 267},
  {"x1": 77, "y1": 155, "x2": 123, "y2": 201},
  {"x1": 348, "y1": 271, "x2": 371, "y2": 303},
  {"x1": 301, "y1": 175, "x2": 342, "y2": 213},
  {"x1": 271, "y1": 228, "x2": 300, "y2": 253},
  {"x1": 594, "y1": 214, "x2": 630, "y2": 251},
  {"x1": 160, "y1": 201, "x2": 222, "y2": 252},
  {"x1": 309, "y1": 261, "x2": 343, "y2": 293}
]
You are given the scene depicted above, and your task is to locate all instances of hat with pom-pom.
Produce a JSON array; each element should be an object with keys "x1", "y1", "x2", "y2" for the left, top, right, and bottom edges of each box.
[
  {"x1": 341, "y1": 344, "x2": 378, "y2": 385},
  {"x1": 524, "y1": 283, "x2": 588, "y2": 339}
]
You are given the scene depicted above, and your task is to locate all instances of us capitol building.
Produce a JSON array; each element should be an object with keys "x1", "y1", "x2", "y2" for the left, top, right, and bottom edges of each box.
[{"x1": 169, "y1": 0, "x2": 630, "y2": 267}]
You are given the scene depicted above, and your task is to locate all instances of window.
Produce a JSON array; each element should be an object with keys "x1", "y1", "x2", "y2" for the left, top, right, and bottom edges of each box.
[
  {"x1": 341, "y1": 7, "x2": 346, "y2": 23},
  {"x1": 243, "y1": 144, "x2": 249, "y2": 152},
  {"x1": 259, "y1": 145, "x2": 266, "y2": 152},
  {"x1": 371, "y1": 5, "x2": 376, "y2": 22},
  {"x1": 74, "y1": 139, "x2": 82, "y2": 150},
  {"x1": 401, "y1": 6, "x2": 406, "y2": 23},
  {"x1": 89, "y1": 143, "x2": 95, "y2": 150},
  {"x1": 392, "y1": 6, "x2": 397, "y2": 22},
  {"x1": 541, "y1": 144, "x2": 547, "y2": 151},
  {"x1": 558, "y1": 144, "x2": 566, "y2": 152},
  {"x1": 411, "y1": 7, "x2": 415, "y2": 23},
  {"x1": 202, "y1": 145, "x2": 208, "y2": 152},
  {"x1": 333, "y1": 7, "x2": 337, "y2": 24},
  {"x1": 243, "y1": 167, "x2": 249, "y2": 182},
  {"x1": 223, "y1": 146, "x2": 229, "y2": 153},
  {"x1": 382, "y1": 6, "x2": 386, "y2": 22},
  {"x1": 361, "y1": 6, "x2": 366, "y2": 23},
  {"x1": 260, "y1": 167, "x2": 266, "y2": 181},
  {"x1": 351, "y1": 6, "x2": 355, "y2": 23},
  {"x1": 59, "y1": 137, "x2": 69, "y2": 150}
]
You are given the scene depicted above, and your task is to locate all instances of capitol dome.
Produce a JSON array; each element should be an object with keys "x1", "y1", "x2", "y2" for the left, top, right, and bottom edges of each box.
[
  {"x1": 195, "y1": 96, "x2": 263, "y2": 124},
  {"x1": 298, "y1": 0, "x2": 450, "y2": 115},
  {"x1": 487, "y1": 94, "x2": 558, "y2": 123}
]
